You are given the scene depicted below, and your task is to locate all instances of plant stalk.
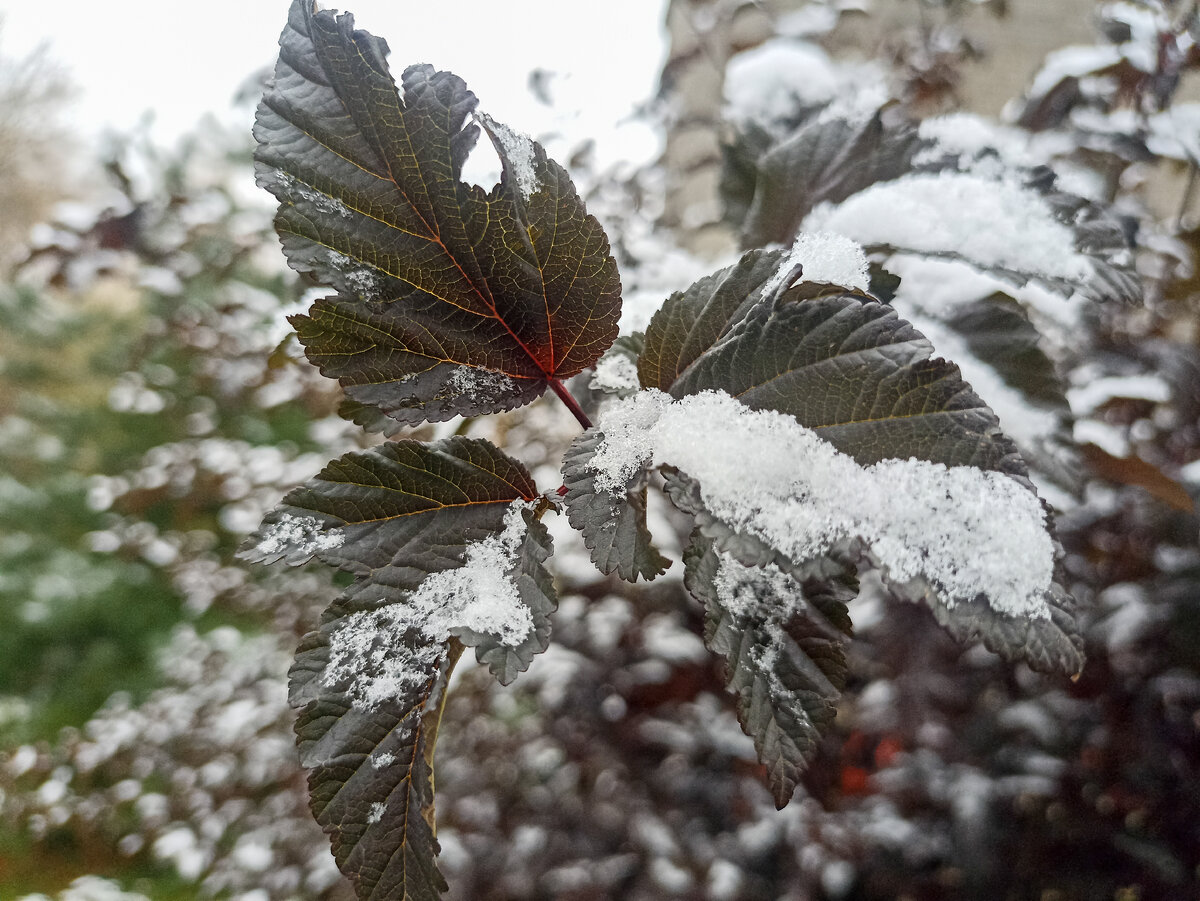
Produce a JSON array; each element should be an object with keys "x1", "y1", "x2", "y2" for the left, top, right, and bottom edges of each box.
[{"x1": 548, "y1": 377, "x2": 592, "y2": 430}]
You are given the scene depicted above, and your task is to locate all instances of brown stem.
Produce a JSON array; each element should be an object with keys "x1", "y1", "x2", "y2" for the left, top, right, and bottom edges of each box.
[{"x1": 548, "y1": 377, "x2": 592, "y2": 430}]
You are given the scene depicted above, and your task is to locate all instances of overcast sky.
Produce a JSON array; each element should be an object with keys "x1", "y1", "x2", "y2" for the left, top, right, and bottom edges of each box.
[{"x1": 0, "y1": 0, "x2": 668, "y2": 166}]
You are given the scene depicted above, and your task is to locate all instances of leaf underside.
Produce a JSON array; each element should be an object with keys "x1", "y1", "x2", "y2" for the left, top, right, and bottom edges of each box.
[
  {"x1": 255, "y1": 0, "x2": 620, "y2": 428},
  {"x1": 241, "y1": 435, "x2": 555, "y2": 900}
]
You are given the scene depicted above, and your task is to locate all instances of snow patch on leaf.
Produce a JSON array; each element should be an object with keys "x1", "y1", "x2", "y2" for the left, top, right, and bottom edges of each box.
[
  {"x1": 324, "y1": 500, "x2": 537, "y2": 709},
  {"x1": 273, "y1": 169, "x2": 353, "y2": 218},
  {"x1": 446, "y1": 366, "x2": 517, "y2": 400},
  {"x1": 481, "y1": 114, "x2": 539, "y2": 201},
  {"x1": 590, "y1": 353, "x2": 641, "y2": 394},
  {"x1": 763, "y1": 231, "x2": 869, "y2": 295},
  {"x1": 805, "y1": 172, "x2": 1092, "y2": 284},
  {"x1": 590, "y1": 390, "x2": 672, "y2": 492},
  {"x1": 325, "y1": 249, "x2": 381, "y2": 300},
  {"x1": 592, "y1": 390, "x2": 1056, "y2": 619},
  {"x1": 254, "y1": 513, "x2": 345, "y2": 558}
]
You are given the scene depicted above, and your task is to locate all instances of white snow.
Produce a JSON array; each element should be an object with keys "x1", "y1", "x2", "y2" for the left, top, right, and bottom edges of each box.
[
  {"x1": 805, "y1": 172, "x2": 1092, "y2": 284},
  {"x1": 590, "y1": 353, "x2": 641, "y2": 394},
  {"x1": 366, "y1": 802, "x2": 386, "y2": 825},
  {"x1": 723, "y1": 40, "x2": 841, "y2": 129},
  {"x1": 763, "y1": 231, "x2": 870, "y2": 296},
  {"x1": 371, "y1": 751, "x2": 397, "y2": 769},
  {"x1": 254, "y1": 514, "x2": 345, "y2": 558},
  {"x1": 325, "y1": 250, "x2": 382, "y2": 300},
  {"x1": 1147, "y1": 103, "x2": 1200, "y2": 161},
  {"x1": 479, "y1": 114, "x2": 539, "y2": 201},
  {"x1": 1027, "y1": 45, "x2": 1125, "y2": 99},
  {"x1": 323, "y1": 500, "x2": 536, "y2": 709},
  {"x1": 590, "y1": 389, "x2": 672, "y2": 492},
  {"x1": 916, "y1": 113, "x2": 1038, "y2": 170},
  {"x1": 1073, "y1": 419, "x2": 1130, "y2": 457},
  {"x1": 591, "y1": 390, "x2": 1056, "y2": 618},
  {"x1": 723, "y1": 37, "x2": 888, "y2": 134},
  {"x1": 1067, "y1": 374, "x2": 1171, "y2": 413}
]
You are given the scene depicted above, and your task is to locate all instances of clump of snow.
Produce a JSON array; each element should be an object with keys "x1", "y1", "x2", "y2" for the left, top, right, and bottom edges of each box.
[
  {"x1": 590, "y1": 390, "x2": 1055, "y2": 618},
  {"x1": 713, "y1": 556, "x2": 841, "y2": 697},
  {"x1": 324, "y1": 500, "x2": 536, "y2": 709},
  {"x1": 480, "y1": 114, "x2": 539, "y2": 201},
  {"x1": 1026, "y1": 45, "x2": 1125, "y2": 100},
  {"x1": 590, "y1": 353, "x2": 641, "y2": 394},
  {"x1": 723, "y1": 37, "x2": 888, "y2": 134},
  {"x1": 367, "y1": 802, "x2": 386, "y2": 825},
  {"x1": 724, "y1": 40, "x2": 841, "y2": 130},
  {"x1": 764, "y1": 231, "x2": 869, "y2": 296},
  {"x1": 916, "y1": 113, "x2": 1038, "y2": 170},
  {"x1": 371, "y1": 751, "x2": 396, "y2": 769},
  {"x1": 254, "y1": 513, "x2": 344, "y2": 558},
  {"x1": 1147, "y1": 103, "x2": 1200, "y2": 161},
  {"x1": 591, "y1": 390, "x2": 672, "y2": 492},
  {"x1": 805, "y1": 171, "x2": 1092, "y2": 284}
]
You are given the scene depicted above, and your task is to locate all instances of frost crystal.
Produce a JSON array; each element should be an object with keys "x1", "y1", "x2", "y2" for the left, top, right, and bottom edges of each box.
[
  {"x1": 367, "y1": 802, "x2": 386, "y2": 824},
  {"x1": 763, "y1": 231, "x2": 870, "y2": 296},
  {"x1": 254, "y1": 513, "x2": 345, "y2": 558},
  {"x1": 592, "y1": 391, "x2": 1055, "y2": 618},
  {"x1": 274, "y1": 169, "x2": 353, "y2": 218},
  {"x1": 805, "y1": 172, "x2": 1092, "y2": 284},
  {"x1": 324, "y1": 500, "x2": 537, "y2": 709},
  {"x1": 371, "y1": 751, "x2": 396, "y2": 769},
  {"x1": 325, "y1": 249, "x2": 381, "y2": 300},
  {"x1": 446, "y1": 366, "x2": 516, "y2": 401}
]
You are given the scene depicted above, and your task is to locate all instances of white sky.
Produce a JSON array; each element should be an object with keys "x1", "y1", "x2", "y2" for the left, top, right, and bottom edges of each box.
[{"x1": 0, "y1": 0, "x2": 668, "y2": 169}]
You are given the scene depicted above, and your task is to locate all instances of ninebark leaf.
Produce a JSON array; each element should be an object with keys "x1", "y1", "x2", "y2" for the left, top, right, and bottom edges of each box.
[
  {"x1": 288, "y1": 629, "x2": 459, "y2": 901},
  {"x1": 729, "y1": 108, "x2": 921, "y2": 248},
  {"x1": 255, "y1": 0, "x2": 620, "y2": 427},
  {"x1": 685, "y1": 534, "x2": 849, "y2": 808},
  {"x1": 561, "y1": 428, "x2": 669, "y2": 582},
  {"x1": 638, "y1": 248, "x2": 786, "y2": 394},
  {"x1": 242, "y1": 436, "x2": 556, "y2": 900},
  {"x1": 637, "y1": 279, "x2": 1084, "y2": 675}
]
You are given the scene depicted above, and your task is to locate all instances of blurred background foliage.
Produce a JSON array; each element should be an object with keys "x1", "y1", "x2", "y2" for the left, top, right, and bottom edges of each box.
[{"x1": 0, "y1": 1, "x2": 1198, "y2": 900}]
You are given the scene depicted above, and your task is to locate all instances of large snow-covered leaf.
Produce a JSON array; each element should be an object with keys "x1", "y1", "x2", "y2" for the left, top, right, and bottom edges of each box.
[
  {"x1": 255, "y1": 0, "x2": 620, "y2": 427},
  {"x1": 601, "y1": 389, "x2": 1082, "y2": 674},
  {"x1": 242, "y1": 436, "x2": 555, "y2": 900},
  {"x1": 586, "y1": 272, "x2": 1085, "y2": 675},
  {"x1": 685, "y1": 535, "x2": 849, "y2": 808}
]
